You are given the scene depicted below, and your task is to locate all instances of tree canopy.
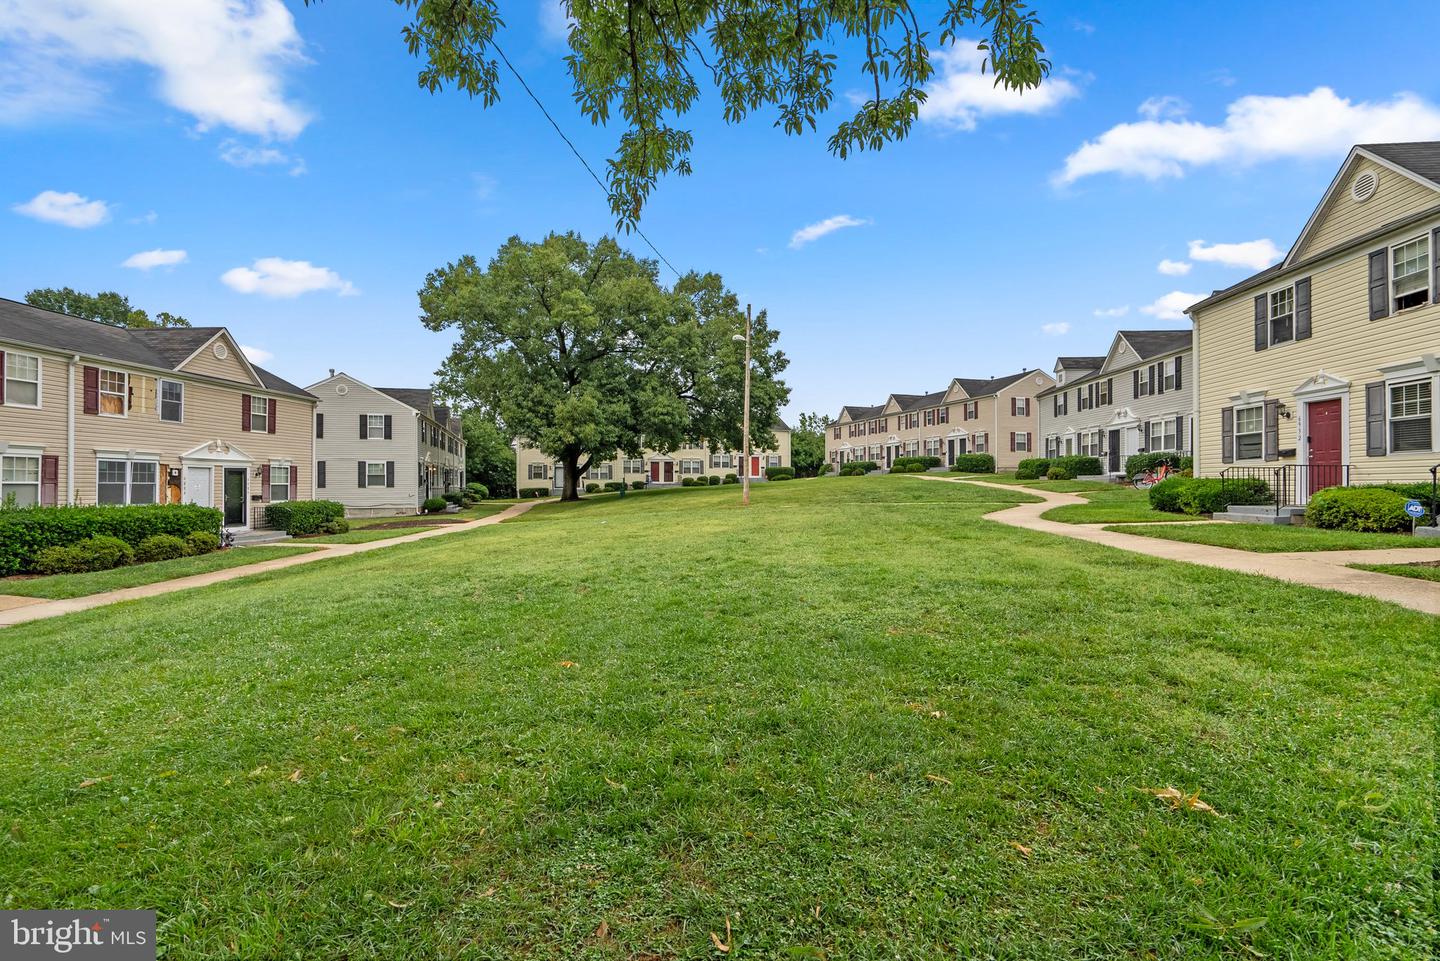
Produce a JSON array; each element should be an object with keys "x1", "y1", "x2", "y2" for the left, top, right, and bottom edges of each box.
[
  {"x1": 461, "y1": 410, "x2": 518, "y2": 498},
  {"x1": 308, "y1": 1, "x2": 1050, "y2": 229},
  {"x1": 790, "y1": 411, "x2": 834, "y2": 477},
  {"x1": 418, "y1": 232, "x2": 788, "y2": 500},
  {"x1": 25, "y1": 288, "x2": 191, "y2": 328}
]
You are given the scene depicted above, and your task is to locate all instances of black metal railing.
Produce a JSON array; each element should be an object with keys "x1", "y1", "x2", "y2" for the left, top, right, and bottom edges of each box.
[
  {"x1": 1294, "y1": 463, "x2": 1350, "y2": 502},
  {"x1": 1220, "y1": 466, "x2": 1289, "y2": 515},
  {"x1": 1220, "y1": 463, "x2": 1353, "y2": 514},
  {"x1": 1430, "y1": 464, "x2": 1440, "y2": 529}
]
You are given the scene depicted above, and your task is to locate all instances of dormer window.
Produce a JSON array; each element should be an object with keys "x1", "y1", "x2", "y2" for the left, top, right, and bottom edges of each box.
[{"x1": 1392, "y1": 236, "x2": 1430, "y2": 312}]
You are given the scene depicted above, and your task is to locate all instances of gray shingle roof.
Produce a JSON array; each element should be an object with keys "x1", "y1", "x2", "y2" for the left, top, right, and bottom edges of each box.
[
  {"x1": 1056, "y1": 355, "x2": 1105, "y2": 369},
  {"x1": 839, "y1": 404, "x2": 884, "y2": 421},
  {"x1": 0, "y1": 296, "x2": 314, "y2": 399},
  {"x1": 954, "y1": 369, "x2": 1034, "y2": 398},
  {"x1": 1361, "y1": 141, "x2": 1440, "y2": 185},
  {"x1": 377, "y1": 387, "x2": 435, "y2": 412},
  {"x1": 1117, "y1": 329, "x2": 1192, "y2": 359},
  {"x1": 899, "y1": 389, "x2": 948, "y2": 412}
]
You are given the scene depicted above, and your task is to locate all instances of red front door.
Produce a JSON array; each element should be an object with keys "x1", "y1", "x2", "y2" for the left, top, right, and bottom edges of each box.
[
  {"x1": 650, "y1": 461, "x2": 660, "y2": 482},
  {"x1": 750, "y1": 455, "x2": 761, "y2": 477},
  {"x1": 1307, "y1": 399, "x2": 1343, "y2": 493},
  {"x1": 663, "y1": 461, "x2": 674, "y2": 483}
]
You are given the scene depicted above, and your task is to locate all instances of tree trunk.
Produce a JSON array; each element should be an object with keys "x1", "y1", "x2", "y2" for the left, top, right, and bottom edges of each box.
[{"x1": 561, "y1": 453, "x2": 581, "y2": 501}]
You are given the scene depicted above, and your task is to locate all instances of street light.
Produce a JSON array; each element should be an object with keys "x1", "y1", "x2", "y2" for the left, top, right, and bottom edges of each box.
[{"x1": 732, "y1": 305, "x2": 752, "y2": 507}]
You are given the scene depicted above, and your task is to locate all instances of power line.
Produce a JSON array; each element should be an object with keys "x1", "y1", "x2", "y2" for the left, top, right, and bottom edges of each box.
[{"x1": 490, "y1": 39, "x2": 685, "y2": 280}]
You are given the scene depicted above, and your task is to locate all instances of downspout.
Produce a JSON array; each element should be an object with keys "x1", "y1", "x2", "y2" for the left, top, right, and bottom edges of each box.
[{"x1": 67, "y1": 355, "x2": 78, "y2": 504}]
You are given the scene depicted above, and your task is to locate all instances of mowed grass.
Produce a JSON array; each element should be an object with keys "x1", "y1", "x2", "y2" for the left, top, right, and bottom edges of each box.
[
  {"x1": 1106, "y1": 520, "x2": 1440, "y2": 553},
  {"x1": 1040, "y1": 485, "x2": 1198, "y2": 525},
  {"x1": 303, "y1": 527, "x2": 440, "y2": 544},
  {"x1": 0, "y1": 546, "x2": 318, "y2": 599},
  {"x1": 1351, "y1": 561, "x2": 1440, "y2": 582},
  {"x1": 0, "y1": 477, "x2": 1434, "y2": 959}
]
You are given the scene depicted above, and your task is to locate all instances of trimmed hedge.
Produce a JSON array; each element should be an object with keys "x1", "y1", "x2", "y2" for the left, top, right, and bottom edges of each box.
[
  {"x1": 265, "y1": 500, "x2": 346, "y2": 536},
  {"x1": 950, "y1": 454, "x2": 995, "y2": 474},
  {"x1": 1124, "y1": 451, "x2": 1192, "y2": 479},
  {"x1": 1046, "y1": 465, "x2": 1073, "y2": 480},
  {"x1": 34, "y1": 535, "x2": 137, "y2": 575},
  {"x1": 708, "y1": 475, "x2": 721, "y2": 486},
  {"x1": 185, "y1": 531, "x2": 221, "y2": 555},
  {"x1": 1147, "y1": 477, "x2": 1189, "y2": 513},
  {"x1": 765, "y1": 466, "x2": 795, "y2": 480},
  {"x1": 1307, "y1": 487, "x2": 1412, "y2": 532},
  {"x1": 1148, "y1": 476, "x2": 1270, "y2": 515},
  {"x1": 584, "y1": 483, "x2": 601, "y2": 494},
  {"x1": 839, "y1": 460, "x2": 878, "y2": 474},
  {"x1": 630, "y1": 481, "x2": 646, "y2": 490},
  {"x1": 465, "y1": 482, "x2": 489, "y2": 500},
  {"x1": 1051, "y1": 455, "x2": 1103, "y2": 477},
  {"x1": 136, "y1": 534, "x2": 188, "y2": 564},
  {"x1": 1015, "y1": 458, "x2": 1051, "y2": 480},
  {"x1": 723, "y1": 473, "x2": 738, "y2": 484},
  {"x1": 891, "y1": 456, "x2": 941, "y2": 473},
  {"x1": 603, "y1": 481, "x2": 625, "y2": 492},
  {"x1": 0, "y1": 503, "x2": 222, "y2": 575},
  {"x1": 520, "y1": 488, "x2": 548, "y2": 498}
]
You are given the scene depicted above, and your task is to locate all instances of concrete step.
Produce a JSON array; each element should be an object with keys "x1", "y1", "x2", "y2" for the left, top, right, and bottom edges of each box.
[{"x1": 230, "y1": 529, "x2": 293, "y2": 546}]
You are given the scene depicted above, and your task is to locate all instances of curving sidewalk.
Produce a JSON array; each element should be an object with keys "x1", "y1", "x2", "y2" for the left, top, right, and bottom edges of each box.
[
  {"x1": 0, "y1": 500, "x2": 544, "y2": 628},
  {"x1": 918, "y1": 476, "x2": 1440, "y2": 616}
]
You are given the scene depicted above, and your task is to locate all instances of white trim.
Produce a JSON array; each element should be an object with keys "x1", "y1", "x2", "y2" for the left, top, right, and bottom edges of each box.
[
  {"x1": 2, "y1": 349, "x2": 42, "y2": 409},
  {"x1": 175, "y1": 330, "x2": 266, "y2": 388},
  {"x1": 1387, "y1": 232, "x2": 1433, "y2": 314},
  {"x1": 221, "y1": 466, "x2": 250, "y2": 531},
  {"x1": 97, "y1": 367, "x2": 128, "y2": 418},
  {"x1": 1293, "y1": 385, "x2": 1350, "y2": 503},
  {"x1": 95, "y1": 454, "x2": 161, "y2": 506},
  {"x1": 179, "y1": 440, "x2": 254, "y2": 465},
  {"x1": 0, "y1": 451, "x2": 43, "y2": 508},
  {"x1": 1382, "y1": 374, "x2": 1438, "y2": 455},
  {"x1": 1227, "y1": 388, "x2": 1269, "y2": 407},
  {"x1": 1285, "y1": 147, "x2": 1440, "y2": 268},
  {"x1": 1232, "y1": 402, "x2": 1266, "y2": 463},
  {"x1": 158, "y1": 377, "x2": 185, "y2": 423}
]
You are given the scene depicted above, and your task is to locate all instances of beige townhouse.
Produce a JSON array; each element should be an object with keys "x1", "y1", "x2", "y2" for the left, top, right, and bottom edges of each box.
[
  {"x1": 826, "y1": 369, "x2": 1054, "y2": 472},
  {"x1": 515, "y1": 420, "x2": 792, "y2": 492},
  {"x1": 1187, "y1": 142, "x2": 1440, "y2": 506},
  {"x1": 0, "y1": 298, "x2": 315, "y2": 531}
]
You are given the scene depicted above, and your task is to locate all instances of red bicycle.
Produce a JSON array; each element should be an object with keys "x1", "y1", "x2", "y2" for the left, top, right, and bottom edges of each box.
[{"x1": 1132, "y1": 462, "x2": 1177, "y2": 490}]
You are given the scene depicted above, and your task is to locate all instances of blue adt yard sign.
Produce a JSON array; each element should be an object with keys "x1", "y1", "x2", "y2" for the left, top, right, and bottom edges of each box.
[{"x1": 1404, "y1": 499, "x2": 1426, "y2": 518}]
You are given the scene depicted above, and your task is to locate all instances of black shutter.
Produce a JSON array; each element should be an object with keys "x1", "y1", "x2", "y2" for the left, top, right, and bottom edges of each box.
[
  {"x1": 1150, "y1": 364, "x2": 1158, "y2": 396},
  {"x1": 1368, "y1": 248, "x2": 1389, "y2": 320},
  {"x1": 357, "y1": 461, "x2": 366, "y2": 488},
  {"x1": 1173, "y1": 356, "x2": 1183, "y2": 391},
  {"x1": 1142, "y1": 422, "x2": 1150, "y2": 451},
  {"x1": 1106, "y1": 377, "x2": 1113, "y2": 404},
  {"x1": 385, "y1": 461, "x2": 395, "y2": 487},
  {"x1": 316, "y1": 412, "x2": 324, "y2": 439},
  {"x1": 1174, "y1": 416, "x2": 1184, "y2": 453},
  {"x1": 1365, "y1": 382, "x2": 1387, "y2": 456},
  {"x1": 1156, "y1": 362, "x2": 1165, "y2": 395},
  {"x1": 1221, "y1": 407, "x2": 1234, "y2": 464},
  {"x1": 384, "y1": 415, "x2": 393, "y2": 440},
  {"x1": 1133, "y1": 370, "x2": 1140, "y2": 398},
  {"x1": 1263, "y1": 399, "x2": 1279, "y2": 462},
  {"x1": 1253, "y1": 294, "x2": 1268, "y2": 351},
  {"x1": 1294, "y1": 276, "x2": 1312, "y2": 340},
  {"x1": 1434, "y1": 228, "x2": 1440, "y2": 301},
  {"x1": 317, "y1": 461, "x2": 327, "y2": 489},
  {"x1": 360, "y1": 414, "x2": 367, "y2": 439}
]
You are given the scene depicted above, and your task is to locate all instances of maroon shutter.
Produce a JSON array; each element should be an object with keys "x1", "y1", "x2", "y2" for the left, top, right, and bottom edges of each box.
[
  {"x1": 241, "y1": 393, "x2": 251, "y2": 431},
  {"x1": 40, "y1": 454, "x2": 59, "y2": 506},
  {"x1": 290, "y1": 464, "x2": 299, "y2": 497},
  {"x1": 1009, "y1": 432, "x2": 1016, "y2": 452},
  {"x1": 1026, "y1": 432, "x2": 1032, "y2": 451},
  {"x1": 261, "y1": 464, "x2": 271, "y2": 500},
  {"x1": 83, "y1": 366, "x2": 100, "y2": 414},
  {"x1": 267, "y1": 397, "x2": 277, "y2": 434},
  {"x1": 1010, "y1": 397, "x2": 1016, "y2": 416}
]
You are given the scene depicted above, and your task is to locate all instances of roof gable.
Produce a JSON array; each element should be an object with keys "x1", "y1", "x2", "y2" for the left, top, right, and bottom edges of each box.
[
  {"x1": 1100, "y1": 330, "x2": 1192, "y2": 373},
  {"x1": 173, "y1": 330, "x2": 265, "y2": 388},
  {"x1": 1287, "y1": 143, "x2": 1440, "y2": 266}
]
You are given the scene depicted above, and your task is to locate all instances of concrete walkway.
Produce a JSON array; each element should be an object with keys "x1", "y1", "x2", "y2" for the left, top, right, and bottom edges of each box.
[
  {"x1": 0, "y1": 500, "x2": 543, "y2": 628},
  {"x1": 917, "y1": 476, "x2": 1440, "y2": 616}
]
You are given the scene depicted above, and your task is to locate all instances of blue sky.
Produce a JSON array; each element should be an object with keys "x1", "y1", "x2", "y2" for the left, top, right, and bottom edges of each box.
[{"x1": 3, "y1": 2, "x2": 1439, "y2": 420}]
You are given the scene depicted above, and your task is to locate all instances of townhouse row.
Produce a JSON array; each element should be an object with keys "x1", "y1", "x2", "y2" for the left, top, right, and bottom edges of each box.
[
  {"x1": 0, "y1": 298, "x2": 466, "y2": 527},
  {"x1": 830, "y1": 140, "x2": 1440, "y2": 504}
]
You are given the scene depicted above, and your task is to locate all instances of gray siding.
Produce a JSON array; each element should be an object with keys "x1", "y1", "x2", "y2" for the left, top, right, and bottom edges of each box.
[
  {"x1": 1039, "y1": 348, "x2": 1194, "y2": 470},
  {"x1": 310, "y1": 374, "x2": 421, "y2": 514}
]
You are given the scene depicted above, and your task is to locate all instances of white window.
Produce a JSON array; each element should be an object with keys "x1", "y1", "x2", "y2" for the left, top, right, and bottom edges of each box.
[
  {"x1": 159, "y1": 379, "x2": 183, "y2": 422},
  {"x1": 1, "y1": 454, "x2": 40, "y2": 507},
  {"x1": 1268, "y1": 286, "x2": 1294, "y2": 345},
  {"x1": 97, "y1": 459, "x2": 157, "y2": 505},
  {"x1": 1162, "y1": 360, "x2": 1177, "y2": 392},
  {"x1": 1015, "y1": 397, "x2": 1030, "y2": 417},
  {"x1": 973, "y1": 432, "x2": 988, "y2": 453},
  {"x1": 680, "y1": 459, "x2": 704, "y2": 474},
  {"x1": 99, "y1": 369, "x2": 127, "y2": 416},
  {"x1": 710, "y1": 452, "x2": 733, "y2": 469},
  {"x1": 1392, "y1": 235, "x2": 1430, "y2": 312},
  {"x1": 1136, "y1": 367, "x2": 1150, "y2": 396},
  {"x1": 585, "y1": 463, "x2": 613, "y2": 480},
  {"x1": 1235, "y1": 405, "x2": 1264, "y2": 460},
  {"x1": 249, "y1": 395, "x2": 268, "y2": 432},
  {"x1": 528, "y1": 462, "x2": 548, "y2": 480},
  {"x1": 622, "y1": 458, "x2": 644, "y2": 474},
  {"x1": 924, "y1": 438, "x2": 941, "y2": 457},
  {"x1": 1015, "y1": 432, "x2": 1031, "y2": 452},
  {"x1": 366, "y1": 413, "x2": 385, "y2": 439},
  {"x1": 270, "y1": 464, "x2": 291, "y2": 502},
  {"x1": 1389, "y1": 380, "x2": 1433, "y2": 452},
  {"x1": 366, "y1": 462, "x2": 387, "y2": 487},
  {"x1": 1064, "y1": 435, "x2": 1074, "y2": 456},
  {"x1": 5, "y1": 352, "x2": 40, "y2": 407},
  {"x1": 1150, "y1": 418, "x2": 1177, "y2": 452},
  {"x1": 767, "y1": 454, "x2": 781, "y2": 467}
]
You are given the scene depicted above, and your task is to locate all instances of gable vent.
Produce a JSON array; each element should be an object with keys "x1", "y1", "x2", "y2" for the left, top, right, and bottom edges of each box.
[{"x1": 1351, "y1": 170, "x2": 1379, "y2": 202}]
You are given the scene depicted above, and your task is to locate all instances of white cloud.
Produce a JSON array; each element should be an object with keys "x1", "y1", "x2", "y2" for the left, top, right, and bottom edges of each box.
[
  {"x1": 1041, "y1": 322, "x2": 1071, "y2": 336},
  {"x1": 789, "y1": 214, "x2": 870, "y2": 249},
  {"x1": 13, "y1": 189, "x2": 110, "y2": 228},
  {"x1": 1187, "y1": 238, "x2": 1282, "y2": 271},
  {"x1": 1157, "y1": 259, "x2": 1192, "y2": 276},
  {"x1": 1058, "y1": 87, "x2": 1440, "y2": 184},
  {"x1": 920, "y1": 43, "x2": 1080, "y2": 131},
  {"x1": 221, "y1": 257, "x2": 356, "y2": 298},
  {"x1": 1093, "y1": 305, "x2": 1129, "y2": 318},
  {"x1": 1138, "y1": 95, "x2": 1188, "y2": 121},
  {"x1": 129, "y1": 210, "x2": 158, "y2": 225},
  {"x1": 1141, "y1": 291, "x2": 1205, "y2": 321},
  {"x1": 239, "y1": 344, "x2": 273, "y2": 364},
  {"x1": 122, "y1": 248, "x2": 187, "y2": 270},
  {"x1": 538, "y1": 1, "x2": 573, "y2": 45},
  {"x1": 0, "y1": 0, "x2": 310, "y2": 139},
  {"x1": 219, "y1": 139, "x2": 305, "y2": 175}
]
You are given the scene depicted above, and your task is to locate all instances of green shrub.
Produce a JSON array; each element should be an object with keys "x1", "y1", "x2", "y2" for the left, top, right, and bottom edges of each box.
[
  {"x1": 1307, "y1": 487, "x2": 1412, "y2": 532},
  {"x1": 771, "y1": 473, "x2": 793, "y2": 481},
  {"x1": 584, "y1": 483, "x2": 601, "y2": 494},
  {"x1": 603, "y1": 481, "x2": 625, "y2": 492},
  {"x1": 65, "y1": 535, "x2": 135, "y2": 572},
  {"x1": 1046, "y1": 465, "x2": 1074, "y2": 480},
  {"x1": 264, "y1": 500, "x2": 346, "y2": 536},
  {"x1": 1124, "y1": 451, "x2": 1192, "y2": 479},
  {"x1": 681, "y1": 477, "x2": 695, "y2": 487},
  {"x1": 185, "y1": 530, "x2": 221, "y2": 555},
  {"x1": 950, "y1": 454, "x2": 995, "y2": 473},
  {"x1": 817, "y1": 463, "x2": 833, "y2": 475},
  {"x1": 892, "y1": 456, "x2": 941, "y2": 473},
  {"x1": 33, "y1": 545, "x2": 86, "y2": 575},
  {"x1": 1051, "y1": 455, "x2": 1103, "y2": 477},
  {"x1": 1175, "y1": 477, "x2": 1270, "y2": 516},
  {"x1": 1352, "y1": 483, "x2": 1436, "y2": 524},
  {"x1": 708, "y1": 475, "x2": 721, "y2": 486},
  {"x1": 0, "y1": 503, "x2": 222, "y2": 575},
  {"x1": 423, "y1": 496, "x2": 448, "y2": 513},
  {"x1": 630, "y1": 481, "x2": 646, "y2": 490},
  {"x1": 441, "y1": 491, "x2": 466, "y2": 506},
  {"x1": 723, "y1": 473, "x2": 738, "y2": 484},
  {"x1": 317, "y1": 519, "x2": 350, "y2": 535},
  {"x1": 519, "y1": 487, "x2": 548, "y2": 498},
  {"x1": 765, "y1": 466, "x2": 795, "y2": 480},
  {"x1": 840, "y1": 460, "x2": 878, "y2": 474},
  {"x1": 136, "y1": 534, "x2": 188, "y2": 564},
  {"x1": 1015, "y1": 458, "x2": 1051, "y2": 480},
  {"x1": 465, "y1": 482, "x2": 489, "y2": 500},
  {"x1": 1148, "y1": 477, "x2": 1189, "y2": 513}
]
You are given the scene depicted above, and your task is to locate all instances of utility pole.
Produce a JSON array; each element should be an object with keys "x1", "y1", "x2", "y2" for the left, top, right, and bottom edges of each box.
[{"x1": 734, "y1": 305, "x2": 753, "y2": 508}]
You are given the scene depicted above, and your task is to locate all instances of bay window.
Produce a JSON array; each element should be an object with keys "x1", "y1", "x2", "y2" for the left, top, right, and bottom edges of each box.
[
  {"x1": 1, "y1": 454, "x2": 40, "y2": 507},
  {"x1": 1234, "y1": 406, "x2": 1264, "y2": 460},
  {"x1": 1389, "y1": 380, "x2": 1432, "y2": 452},
  {"x1": 4, "y1": 352, "x2": 40, "y2": 407}
]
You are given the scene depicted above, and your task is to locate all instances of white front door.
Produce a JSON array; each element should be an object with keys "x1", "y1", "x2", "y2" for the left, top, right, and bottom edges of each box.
[{"x1": 184, "y1": 466, "x2": 212, "y2": 507}]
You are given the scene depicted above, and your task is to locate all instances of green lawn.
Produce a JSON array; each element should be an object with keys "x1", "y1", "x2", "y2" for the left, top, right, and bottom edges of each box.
[
  {"x1": 304, "y1": 526, "x2": 440, "y2": 544},
  {"x1": 0, "y1": 546, "x2": 318, "y2": 599},
  {"x1": 1040, "y1": 485, "x2": 1199, "y2": 525},
  {"x1": 948, "y1": 471, "x2": 1116, "y2": 492},
  {"x1": 0, "y1": 476, "x2": 1432, "y2": 959},
  {"x1": 1351, "y1": 562, "x2": 1440, "y2": 582},
  {"x1": 1105, "y1": 521, "x2": 1440, "y2": 552},
  {"x1": 347, "y1": 503, "x2": 512, "y2": 529}
]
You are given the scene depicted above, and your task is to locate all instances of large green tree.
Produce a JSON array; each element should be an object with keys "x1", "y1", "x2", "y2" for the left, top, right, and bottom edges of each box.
[
  {"x1": 461, "y1": 410, "x2": 518, "y2": 498},
  {"x1": 418, "y1": 232, "x2": 787, "y2": 501},
  {"x1": 25, "y1": 288, "x2": 190, "y2": 328},
  {"x1": 790, "y1": 411, "x2": 833, "y2": 477},
  {"x1": 306, "y1": 1, "x2": 1049, "y2": 229}
]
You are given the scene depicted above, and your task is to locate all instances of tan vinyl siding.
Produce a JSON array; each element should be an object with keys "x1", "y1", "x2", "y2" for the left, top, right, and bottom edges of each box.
[
  {"x1": 1295, "y1": 161, "x2": 1439, "y2": 261},
  {"x1": 517, "y1": 432, "x2": 790, "y2": 491},
  {"x1": 176, "y1": 333, "x2": 263, "y2": 385},
  {"x1": 0, "y1": 348, "x2": 70, "y2": 455}
]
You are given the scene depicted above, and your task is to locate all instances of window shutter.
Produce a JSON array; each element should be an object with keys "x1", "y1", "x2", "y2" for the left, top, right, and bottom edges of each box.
[
  {"x1": 1434, "y1": 228, "x2": 1440, "y2": 300},
  {"x1": 1149, "y1": 364, "x2": 1159, "y2": 396},
  {"x1": 291, "y1": 464, "x2": 300, "y2": 496},
  {"x1": 84, "y1": 366, "x2": 100, "y2": 415},
  {"x1": 316, "y1": 413, "x2": 324, "y2": 439},
  {"x1": 317, "y1": 461, "x2": 327, "y2": 489},
  {"x1": 1368, "y1": 248, "x2": 1389, "y2": 320},
  {"x1": 261, "y1": 464, "x2": 271, "y2": 500},
  {"x1": 0, "y1": 350, "x2": 5, "y2": 399},
  {"x1": 1173, "y1": 357, "x2": 1183, "y2": 391},
  {"x1": 360, "y1": 414, "x2": 367, "y2": 439},
  {"x1": 241, "y1": 393, "x2": 251, "y2": 431},
  {"x1": 1106, "y1": 378, "x2": 1114, "y2": 404},
  {"x1": 1294, "y1": 276, "x2": 1312, "y2": 340},
  {"x1": 1253, "y1": 294, "x2": 1268, "y2": 351},
  {"x1": 1132, "y1": 370, "x2": 1140, "y2": 399},
  {"x1": 1220, "y1": 407, "x2": 1234, "y2": 464},
  {"x1": 1010, "y1": 397, "x2": 1016, "y2": 416},
  {"x1": 357, "y1": 461, "x2": 367, "y2": 488},
  {"x1": 1365, "y1": 382, "x2": 1386, "y2": 456},
  {"x1": 1026, "y1": 432, "x2": 1032, "y2": 451},
  {"x1": 267, "y1": 398, "x2": 277, "y2": 434},
  {"x1": 40, "y1": 454, "x2": 58, "y2": 507},
  {"x1": 1009, "y1": 432, "x2": 1016, "y2": 452},
  {"x1": 383, "y1": 414, "x2": 393, "y2": 440},
  {"x1": 1174, "y1": 416, "x2": 1184, "y2": 453},
  {"x1": 1263, "y1": 399, "x2": 1280, "y2": 462},
  {"x1": 1142, "y1": 422, "x2": 1150, "y2": 451},
  {"x1": 385, "y1": 461, "x2": 395, "y2": 487}
]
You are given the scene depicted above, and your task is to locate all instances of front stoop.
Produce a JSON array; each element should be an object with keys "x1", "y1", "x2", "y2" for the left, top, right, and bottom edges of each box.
[
  {"x1": 231, "y1": 529, "x2": 293, "y2": 546},
  {"x1": 1414, "y1": 525, "x2": 1440, "y2": 539},
  {"x1": 1213, "y1": 504, "x2": 1306, "y2": 525}
]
